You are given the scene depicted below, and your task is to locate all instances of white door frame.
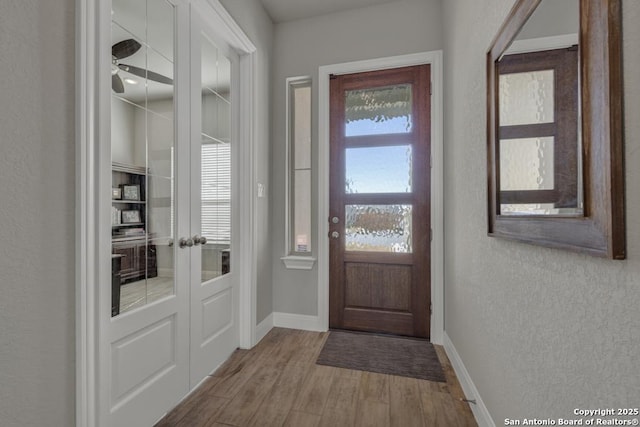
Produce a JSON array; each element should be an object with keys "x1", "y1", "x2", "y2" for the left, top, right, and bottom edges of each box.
[
  {"x1": 75, "y1": 0, "x2": 257, "y2": 425},
  {"x1": 317, "y1": 51, "x2": 444, "y2": 344}
]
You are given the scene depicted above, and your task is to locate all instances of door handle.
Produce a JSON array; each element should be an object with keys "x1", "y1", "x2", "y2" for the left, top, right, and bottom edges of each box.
[
  {"x1": 330, "y1": 231, "x2": 340, "y2": 239},
  {"x1": 179, "y1": 237, "x2": 194, "y2": 248},
  {"x1": 331, "y1": 216, "x2": 340, "y2": 224},
  {"x1": 193, "y1": 235, "x2": 207, "y2": 245}
]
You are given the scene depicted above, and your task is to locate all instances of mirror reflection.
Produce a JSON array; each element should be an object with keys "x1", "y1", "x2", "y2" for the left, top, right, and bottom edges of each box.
[
  {"x1": 200, "y1": 33, "x2": 233, "y2": 282},
  {"x1": 497, "y1": 0, "x2": 582, "y2": 216},
  {"x1": 111, "y1": 0, "x2": 176, "y2": 316}
]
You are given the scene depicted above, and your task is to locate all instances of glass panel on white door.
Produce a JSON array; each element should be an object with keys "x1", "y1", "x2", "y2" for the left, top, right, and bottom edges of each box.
[
  {"x1": 111, "y1": 0, "x2": 175, "y2": 316},
  {"x1": 201, "y1": 34, "x2": 232, "y2": 282}
]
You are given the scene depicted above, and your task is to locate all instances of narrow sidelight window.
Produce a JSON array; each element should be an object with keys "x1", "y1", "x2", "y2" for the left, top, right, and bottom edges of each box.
[{"x1": 287, "y1": 77, "x2": 312, "y2": 255}]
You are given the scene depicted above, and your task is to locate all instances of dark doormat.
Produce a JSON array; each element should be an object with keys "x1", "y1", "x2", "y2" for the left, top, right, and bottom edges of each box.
[{"x1": 316, "y1": 330, "x2": 446, "y2": 382}]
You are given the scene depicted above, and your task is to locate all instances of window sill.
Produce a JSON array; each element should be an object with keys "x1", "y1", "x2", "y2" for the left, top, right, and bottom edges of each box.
[{"x1": 281, "y1": 255, "x2": 316, "y2": 270}]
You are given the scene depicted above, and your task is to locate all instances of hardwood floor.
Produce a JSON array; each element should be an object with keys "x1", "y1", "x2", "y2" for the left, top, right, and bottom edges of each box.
[{"x1": 155, "y1": 328, "x2": 477, "y2": 427}]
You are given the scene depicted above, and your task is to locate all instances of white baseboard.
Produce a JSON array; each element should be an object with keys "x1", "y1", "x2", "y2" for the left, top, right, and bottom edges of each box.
[
  {"x1": 443, "y1": 332, "x2": 496, "y2": 427},
  {"x1": 255, "y1": 313, "x2": 274, "y2": 344},
  {"x1": 273, "y1": 312, "x2": 325, "y2": 332}
]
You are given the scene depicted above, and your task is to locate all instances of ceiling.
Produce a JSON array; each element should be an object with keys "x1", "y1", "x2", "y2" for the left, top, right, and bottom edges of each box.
[{"x1": 259, "y1": 0, "x2": 401, "y2": 23}]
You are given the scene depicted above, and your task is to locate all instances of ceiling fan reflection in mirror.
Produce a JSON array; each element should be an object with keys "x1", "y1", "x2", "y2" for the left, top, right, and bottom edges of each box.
[{"x1": 111, "y1": 39, "x2": 173, "y2": 93}]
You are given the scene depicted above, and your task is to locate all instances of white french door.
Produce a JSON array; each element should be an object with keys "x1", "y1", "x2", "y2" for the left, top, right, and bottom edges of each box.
[
  {"x1": 105, "y1": 1, "x2": 189, "y2": 425},
  {"x1": 100, "y1": 1, "x2": 242, "y2": 425},
  {"x1": 188, "y1": 6, "x2": 240, "y2": 387}
]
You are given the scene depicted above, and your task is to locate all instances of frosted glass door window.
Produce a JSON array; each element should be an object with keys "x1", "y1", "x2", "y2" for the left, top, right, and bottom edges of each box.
[
  {"x1": 201, "y1": 34, "x2": 232, "y2": 282},
  {"x1": 345, "y1": 205, "x2": 412, "y2": 253},
  {"x1": 291, "y1": 82, "x2": 312, "y2": 253},
  {"x1": 345, "y1": 85, "x2": 412, "y2": 136},
  {"x1": 294, "y1": 170, "x2": 311, "y2": 252}
]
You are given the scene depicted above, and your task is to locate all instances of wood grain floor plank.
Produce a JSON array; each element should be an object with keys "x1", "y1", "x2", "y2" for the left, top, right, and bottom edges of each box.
[
  {"x1": 292, "y1": 364, "x2": 336, "y2": 415},
  {"x1": 421, "y1": 390, "x2": 450, "y2": 426},
  {"x1": 389, "y1": 375, "x2": 426, "y2": 427},
  {"x1": 249, "y1": 327, "x2": 289, "y2": 354},
  {"x1": 418, "y1": 377, "x2": 449, "y2": 394},
  {"x1": 207, "y1": 356, "x2": 263, "y2": 399},
  {"x1": 318, "y1": 368, "x2": 361, "y2": 427},
  {"x1": 421, "y1": 390, "x2": 477, "y2": 427},
  {"x1": 174, "y1": 395, "x2": 229, "y2": 427},
  {"x1": 210, "y1": 349, "x2": 251, "y2": 379},
  {"x1": 292, "y1": 331, "x2": 329, "y2": 364},
  {"x1": 434, "y1": 344, "x2": 467, "y2": 400},
  {"x1": 154, "y1": 376, "x2": 222, "y2": 426},
  {"x1": 214, "y1": 361, "x2": 283, "y2": 426},
  {"x1": 208, "y1": 334, "x2": 286, "y2": 400},
  {"x1": 283, "y1": 410, "x2": 321, "y2": 427},
  {"x1": 246, "y1": 361, "x2": 309, "y2": 427},
  {"x1": 355, "y1": 400, "x2": 390, "y2": 427},
  {"x1": 262, "y1": 328, "x2": 308, "y2": 365},
  {"x1": 454, "y1": 399, "x2": 478, "y2": 427},
  {"x1": 358, "y1": 371, "x2": 389, "y2": 403}
]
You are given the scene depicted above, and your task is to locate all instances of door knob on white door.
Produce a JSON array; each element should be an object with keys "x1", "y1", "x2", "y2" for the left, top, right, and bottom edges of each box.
[
  {"x1": 193, "y1": 235, "x2": 207, "y2": 245},
  {"x1": 179, "y1": 237, "x2": 194, "y2": 248}
]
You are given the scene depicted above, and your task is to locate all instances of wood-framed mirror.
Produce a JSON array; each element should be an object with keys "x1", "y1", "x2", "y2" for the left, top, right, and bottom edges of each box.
[{"x1": 487, "y1": 0, "x2": 625, "y2": 259}]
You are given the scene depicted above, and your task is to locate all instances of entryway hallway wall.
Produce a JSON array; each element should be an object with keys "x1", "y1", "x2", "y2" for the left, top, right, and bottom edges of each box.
[
  {"x1": 442, "y1": 0, "x2": 640, "y2": 422},
  {"x1": 270, "y1": 0, "x2": 443, "y2": 319}
]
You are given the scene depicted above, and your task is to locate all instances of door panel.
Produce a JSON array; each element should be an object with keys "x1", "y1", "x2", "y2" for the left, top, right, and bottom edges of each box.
[
  {"x1": 111, "y1": 316, "x2": 176, "y2": 403},
  {"x1": 344, "y1": 263, "x2": 412, "y2": 310},
  {"x1": 329, "y1": 65, "x2": 431, "y2": 338},
  {"x1": 107, "y1": 0, "x2": 188, "y2": 425},
  {"x1": 189, "y1": 14, "x2": 238, "y2": 387}
]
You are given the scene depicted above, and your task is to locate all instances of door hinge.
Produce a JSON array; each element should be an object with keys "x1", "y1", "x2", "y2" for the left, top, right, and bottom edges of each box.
[
  {"x1": 430, "y1": 154, "x2": 432, "y2": 169},
  {"x1": 430, "y1": 228, "x2": 433, "y2": 242},
  {"x1": 430, "y1": 81, "x2": 432, "y2": 95},
  {"x1": 430, "y1": 302, "x2": 432, "y2": 315}
]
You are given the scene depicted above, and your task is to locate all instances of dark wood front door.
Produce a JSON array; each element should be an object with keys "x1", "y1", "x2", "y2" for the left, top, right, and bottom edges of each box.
[{"x1": 329, "y1": 64, "x2": 431, "y2": 338}]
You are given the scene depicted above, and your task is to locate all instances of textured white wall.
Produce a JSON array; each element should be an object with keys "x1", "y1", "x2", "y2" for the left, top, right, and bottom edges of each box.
[
  {"x1": 0, "y1": 1, "x2": 76, "y2": 426},
  {"x1": 271, "y1": 0, "x2": 443, "y2": 316},
  {"x1": 442, "y1": 0, "x2": 640, "y2": 422},
  {"x1": 219, "y1": 0, "x2": 275, "y2": 324}
]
